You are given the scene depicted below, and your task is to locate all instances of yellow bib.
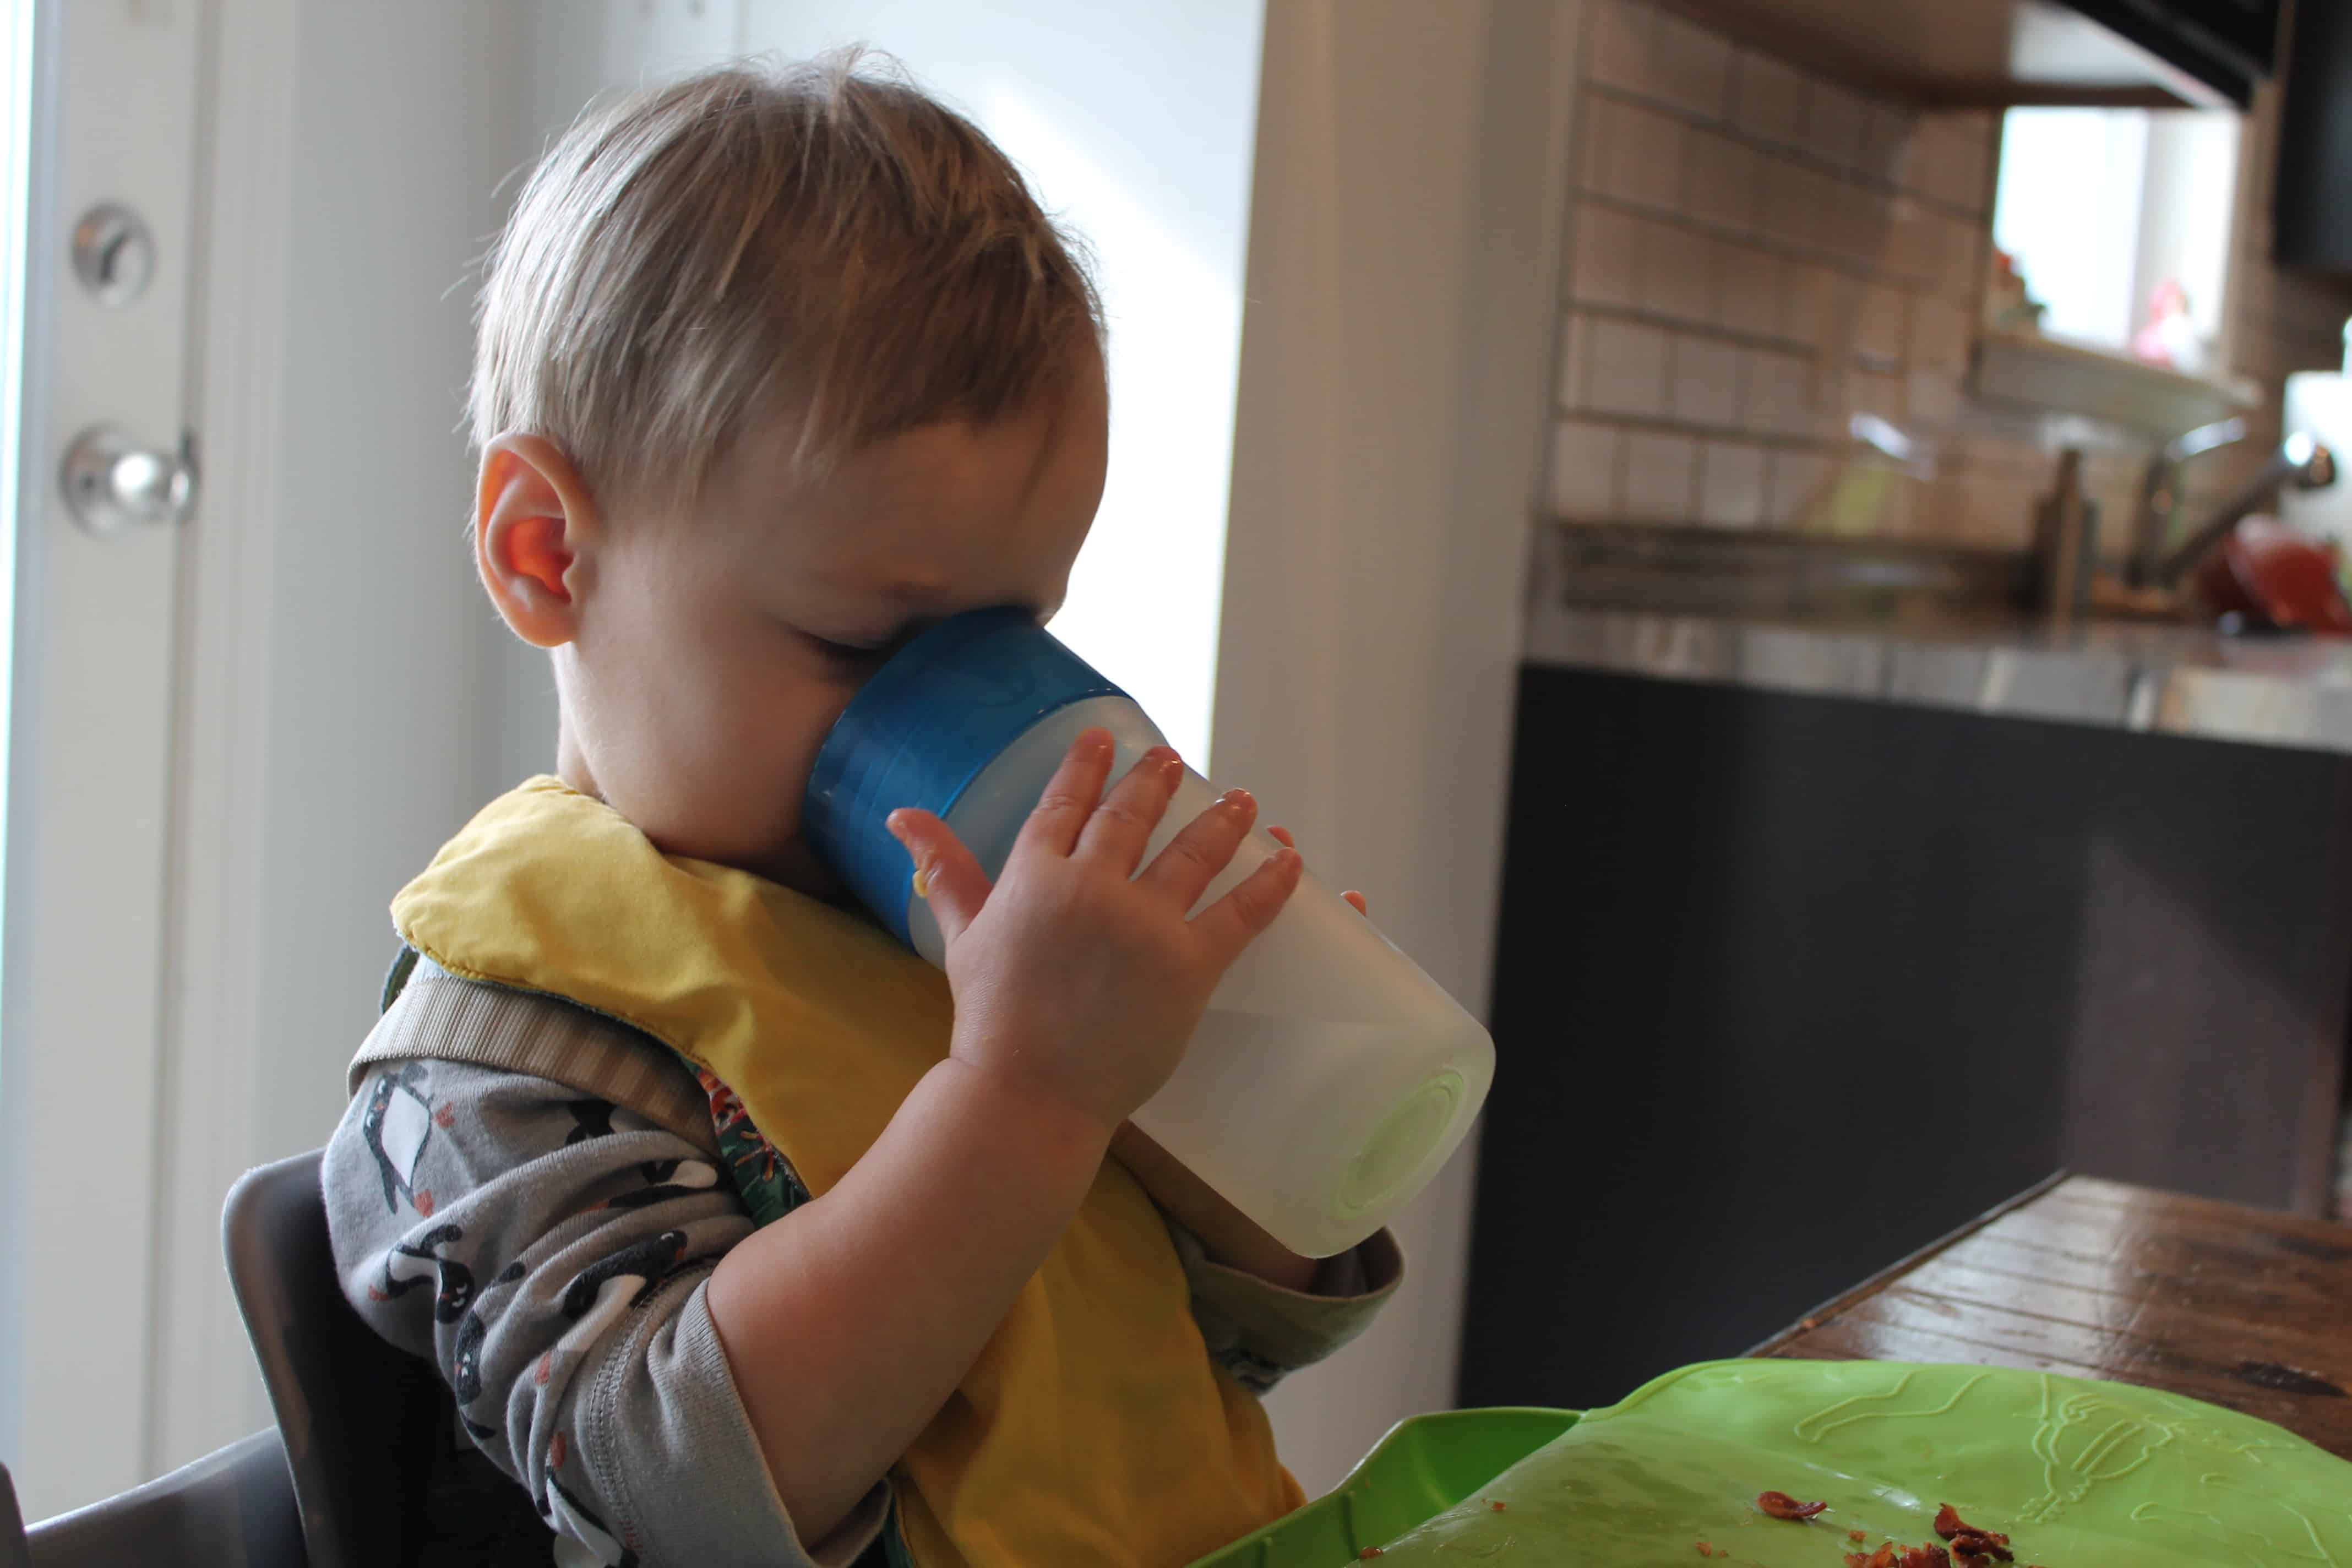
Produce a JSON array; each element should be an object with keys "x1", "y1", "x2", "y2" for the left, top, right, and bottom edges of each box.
[{"x1": 391, "y1": 778, "x2": 1303, "y2": 1567}]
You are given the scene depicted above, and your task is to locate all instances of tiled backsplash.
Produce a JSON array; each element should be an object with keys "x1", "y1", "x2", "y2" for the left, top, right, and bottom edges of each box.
[{"x1": 1546, "y1": 0, "x2": 2352, "y2": 553}]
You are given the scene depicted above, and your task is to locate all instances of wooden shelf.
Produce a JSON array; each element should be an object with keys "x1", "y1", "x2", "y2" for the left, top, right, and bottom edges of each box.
[{"x1": 1969, "y1": 330, "x2": 2261, "y2": 437}]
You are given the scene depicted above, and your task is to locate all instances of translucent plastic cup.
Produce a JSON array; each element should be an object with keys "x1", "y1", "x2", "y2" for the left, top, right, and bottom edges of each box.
[{"x1": 804, "y1": 608, "x2": 1493, "y2": 1257}]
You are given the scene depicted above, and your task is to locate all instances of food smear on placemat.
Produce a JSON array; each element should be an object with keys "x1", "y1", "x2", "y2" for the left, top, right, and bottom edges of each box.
[{"x1": 1358, "y1": 1359, "x2": 2352, "y2": 1566}]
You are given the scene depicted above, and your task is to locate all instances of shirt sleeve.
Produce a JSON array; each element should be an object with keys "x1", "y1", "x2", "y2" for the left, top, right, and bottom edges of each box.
[
  {"x1": 1167, "y1": 1223, "x2": 1406, "y2": 1393},
  {"x1": 323, "y1": 985, "x2": 888, "y2": 1568}
]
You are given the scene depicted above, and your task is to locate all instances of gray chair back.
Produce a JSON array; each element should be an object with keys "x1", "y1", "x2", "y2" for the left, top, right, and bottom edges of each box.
[
  {"x1": 221, "y1": 1152, "x2": 442, "y2": 1568},
  {"x1": 23, "y1": 1431, "x2": 302, "y2": 1566},
  {"x1": 1, "y1": 1460, "x2": 26, "y2": 1568}
]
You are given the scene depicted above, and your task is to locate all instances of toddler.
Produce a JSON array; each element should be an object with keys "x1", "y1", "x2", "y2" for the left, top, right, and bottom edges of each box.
[{"x1": 324, "y1": 53, "x2": 1401, "y2": 1568}]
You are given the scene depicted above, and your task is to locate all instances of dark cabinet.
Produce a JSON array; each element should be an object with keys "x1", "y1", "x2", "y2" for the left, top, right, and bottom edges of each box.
[
  {"x1": 1671, "y1": 1, "x2": 2278, "y2": 107},
  {"x1": 2277, "y1": 0, "x2": 2352, "y2": 271},
  {"x1": 1459, "y1": 666, "x2": 2349, "y2": 1412},
  {"x1": 2061, "y1": 0, "x2": 2281, "y2": 106}
]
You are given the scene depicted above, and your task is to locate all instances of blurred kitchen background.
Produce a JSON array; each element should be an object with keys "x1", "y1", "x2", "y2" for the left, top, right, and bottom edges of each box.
[{"x1": 8, "y1": 0, "x2": 2352, "y2": 1533}]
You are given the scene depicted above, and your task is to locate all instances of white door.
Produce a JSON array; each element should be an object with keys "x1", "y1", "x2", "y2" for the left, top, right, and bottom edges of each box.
[{"x1": 0, "y1": 0, "x2": 210, "y2": 1520}]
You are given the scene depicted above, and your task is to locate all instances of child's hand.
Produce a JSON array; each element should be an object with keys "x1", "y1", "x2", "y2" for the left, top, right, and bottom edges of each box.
[
  {"x1": 1266, "y1": 826, "x2": 1369, "y2": 914},
  {"x1": 885, "y1": 728, "x2": 1302, "y2": 1138}
]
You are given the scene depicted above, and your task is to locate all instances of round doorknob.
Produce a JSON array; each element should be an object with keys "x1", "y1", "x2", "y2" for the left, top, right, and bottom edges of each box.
[{"x1": 61, "y1": 425, "x2": 197, "y2": 536}]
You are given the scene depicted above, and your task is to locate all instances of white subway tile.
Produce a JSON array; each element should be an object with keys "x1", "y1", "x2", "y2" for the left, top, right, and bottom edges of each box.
[
  {"x1": 1556, "y1": 312, "x2": 1587, "y2": 407},
  {"x1": 1732, "y1": 51, "x2": 1811, "y2": 149},
  {"x1": 1651, "y1": 12, "x2": 1733, "y2": 118},
  {"x1": 1907, "y1": 367, "x2": 1963, "y2": 429},
  {"x1": 1803, "y1": 80, "x2": 1868, "y2": 171},
  {"x1": 1684, "y1": 130, "x2": 1762, "y2": 236},
  {"x1": 1856, "y1": 104, "x2": 1919, "y2": 189},
  {"x1": 1589, "y1": 98, "x2": 1687, "y2": 210},
  {"x1": 1549, "y1": 418, "x2": 1623, "y2": 519},
  {"x1": 1875, "y1": 469, "x2": 1918, "y2": 536},
  {"x1": 1934, "y1": 213, "x2": 1984, "y2": 300},
  {"x1": 1853, "y1": 367, "x2": 1908, "y2": 424},
  {"x1": 1712, "y1": 241, "x2": 1785, "y2": 337},
  {"x1": 1672, "y1": 333, "x2": 1747, "y2": 428},
  {"x1": 1840, "y1": 189, "x2": 1897, "y2": 270},
  {"x1": 1700, "y1": 440, "x2": 1768, "y2": 526},
  {"x1": 1767, "y1": 447, "x2": 1831, "y2": 527},
  {"x1": 1586, "y1": 0, "x2": 1656, "y2": 95},
  {"x1": 1885, "y1": 198, "x2": 1941, "y2": 285},
  {"x1": 1745, "y1": 349, "x2": 1816, "y2": 437},
  {"x1": 1570, "y1": 202, "x2": 1641, "y2": 308},
  {"x1": 1918, "y1": 118, "x2": 1990, "y2": 212},
  {"x1": 1907, "y1": 296, "x2": 1972, "y2": 371},
  {"x1": 1855, "y1": 284, "x2": 1908, "y2": 364},
  {"x1": 1637, "y1": 217, "x2": 1716, "y2": 323},
  {"x1": 1762, "y1": 157, "x2": 1836, "y2": 249},
  {"x1": 1624, "y1": 431, "x2": 1700, "y2": 520},
  {"x1": 1583, "y1": 315, "x2": 1672, "y2": 417},
  {"x1": 1780, "y1": 263, "x2": 1854, "y2": 352}
]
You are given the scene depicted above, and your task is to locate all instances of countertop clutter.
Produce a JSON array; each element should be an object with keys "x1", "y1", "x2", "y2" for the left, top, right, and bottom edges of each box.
[{"x1": 1527, "y1": 600, "x2": 2352, "y2": 756}]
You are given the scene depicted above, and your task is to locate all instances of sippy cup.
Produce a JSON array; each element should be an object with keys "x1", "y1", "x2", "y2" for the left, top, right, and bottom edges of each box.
[{"x1": 803, "y1": 607, "x2": 1493, "y2": 1257}]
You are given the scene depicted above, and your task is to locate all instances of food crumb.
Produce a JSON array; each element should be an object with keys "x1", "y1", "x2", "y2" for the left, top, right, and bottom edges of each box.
[
  {"x1": 1490, "y1": 1500, "x2": 1508, "y2": 1511},
  {"x1": 1358, "y1": 1549, "x2": 1384, "y2": 1561},
  {"x1": 1851, "y1": 1532, "x2": 1869, "y2": 1543},
  {"x1": 1756, "y1": 1491, "x2": 1830, "y2": 1521},
  {"x1": 1696, "y1": 1543, "x2": 1714, "y2": 1557}
]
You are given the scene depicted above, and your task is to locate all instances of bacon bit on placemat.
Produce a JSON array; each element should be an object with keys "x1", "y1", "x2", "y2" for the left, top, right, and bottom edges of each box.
[
  {"x1": 1758, "y1": 1491, "x2": 1831, "y2": 1520},
  {"x1": 1932, "y1": 1505, "x2": 2015, "y2": 1564}
]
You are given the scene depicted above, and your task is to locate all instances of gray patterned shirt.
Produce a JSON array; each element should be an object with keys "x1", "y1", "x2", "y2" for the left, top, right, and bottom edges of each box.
[{"x1": 323, "y1": 958, "x2": 1403, "y2": 1568}]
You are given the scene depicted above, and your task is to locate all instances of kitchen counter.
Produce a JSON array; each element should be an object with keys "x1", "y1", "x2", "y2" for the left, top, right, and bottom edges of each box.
[{"x1": 1526, "y1": 601, "x2": 2352, "y2": 756}]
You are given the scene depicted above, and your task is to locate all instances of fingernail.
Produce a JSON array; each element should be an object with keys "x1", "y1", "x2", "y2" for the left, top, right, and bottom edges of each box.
[
  {"x1": 1219, "y1": 788, "x2": 1255, "y2": 810},
  {"x1": 911, "y1": 862, "x2": 934, "y2": 900},
  {"x1": 885, "y1": 810, "x2": 908, "y2": 839}
]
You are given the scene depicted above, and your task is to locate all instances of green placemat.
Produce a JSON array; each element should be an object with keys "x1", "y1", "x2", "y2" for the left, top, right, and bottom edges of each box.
[{"x1": 1371, "y1": 1360, "x2": 2351, "y2": 1566}]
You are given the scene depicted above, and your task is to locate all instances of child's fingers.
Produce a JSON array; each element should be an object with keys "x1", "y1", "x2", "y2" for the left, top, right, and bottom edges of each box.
[
  {"x1": 1191, "y1": 845, "x2": 1303, "y2": 963},
  {"x1": 886, "y1": 809, "x2": 991, "y2": 945},
  {"x1": 1137, "y1": 787, "x2": 1256, "y2": 910},
  {"x1": 1010, "y1": 729, "x2": 1115, "y2": 861},
  {"x1": 1075, "y1": 746, "x2": 1183, "y2": 875},
  {"x1": 1271, "y1": 825, "x2": 1366, "y2": 913}
]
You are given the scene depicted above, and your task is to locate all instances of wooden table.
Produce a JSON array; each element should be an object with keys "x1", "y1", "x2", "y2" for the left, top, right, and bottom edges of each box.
[{"x1": 1752, "y1": 1173, "x2": 2352, "y2": 1460}]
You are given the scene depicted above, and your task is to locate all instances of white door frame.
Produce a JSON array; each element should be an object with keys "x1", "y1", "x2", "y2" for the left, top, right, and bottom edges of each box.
[
  {"x1": 148, "y1": 0, "x2": 298, "y2": 1477},
  {"x1": 0, "y1": 0, "x2": 298, "y2": 1513}
]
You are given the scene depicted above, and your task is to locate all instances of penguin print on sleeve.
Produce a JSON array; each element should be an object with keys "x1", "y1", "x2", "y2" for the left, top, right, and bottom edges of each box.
[
  {"x1": 360, "y1": 1062, "x2": 440, "y2": 1215},
  {"x1": 370, "y1": 1221, "x2": 474, "y2": 1321}
]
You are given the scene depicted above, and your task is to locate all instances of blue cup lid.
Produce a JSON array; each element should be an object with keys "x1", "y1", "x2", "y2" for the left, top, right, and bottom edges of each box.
[{"x1": 803, "y1": 606, "x2": 1126, "y2": 942}]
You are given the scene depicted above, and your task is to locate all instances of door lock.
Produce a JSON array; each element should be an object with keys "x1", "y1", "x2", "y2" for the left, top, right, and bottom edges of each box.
[{"x1": 61, "y1": 425, "x2": 198, "y2": 535}]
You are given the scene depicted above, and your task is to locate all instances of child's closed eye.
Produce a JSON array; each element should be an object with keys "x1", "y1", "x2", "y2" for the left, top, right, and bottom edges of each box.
[{"x1": 805, "y1": 631, "x2": 891, "y2": 674}]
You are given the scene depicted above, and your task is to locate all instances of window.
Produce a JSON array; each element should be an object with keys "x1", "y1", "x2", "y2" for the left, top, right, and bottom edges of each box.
[{"x1": 1990, "y1": 107, "x2": 2240, "y2": 375}]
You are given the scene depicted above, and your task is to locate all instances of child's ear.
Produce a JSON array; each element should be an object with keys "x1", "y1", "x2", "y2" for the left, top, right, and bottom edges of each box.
[{"x1": 476, "y1": 434, "x2": 596, "y2": 649}]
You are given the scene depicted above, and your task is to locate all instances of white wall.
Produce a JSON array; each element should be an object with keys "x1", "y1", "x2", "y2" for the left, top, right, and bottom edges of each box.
[
  {"x1": 1218, "y1": 0, "x2": 1583, "y2": 1492},
  {"x1": 251, "y1": 0, "x2": 538, "y2": 1186},
  {"x1": 734, "y1": 0, "x2": 1263, "y2": 766}
]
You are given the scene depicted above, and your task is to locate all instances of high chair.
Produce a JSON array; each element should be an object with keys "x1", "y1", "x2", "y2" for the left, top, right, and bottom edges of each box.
[{"x1": 221, "y1": 1151, "x2": 443, "y2": 1568}]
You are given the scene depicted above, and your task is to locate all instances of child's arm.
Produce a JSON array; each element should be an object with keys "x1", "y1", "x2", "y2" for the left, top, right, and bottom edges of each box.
[
  {"x1": 706, "y1": 731, "x2": 1302, "y2": 1543},
  {"x1": 325, "y1": 1040, "x2": 886, "y2": 1566}
]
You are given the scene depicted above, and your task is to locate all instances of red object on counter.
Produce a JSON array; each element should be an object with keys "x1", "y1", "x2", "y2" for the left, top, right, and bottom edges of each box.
[{"x1": 2193, "y1": 515, "x2": 2352, "y2": 634}]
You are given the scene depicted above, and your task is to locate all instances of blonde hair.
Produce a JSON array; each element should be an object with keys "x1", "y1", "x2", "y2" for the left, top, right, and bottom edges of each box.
[{"x1": 470, "y1": 51, "x2": 1103, "y2": 507}]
